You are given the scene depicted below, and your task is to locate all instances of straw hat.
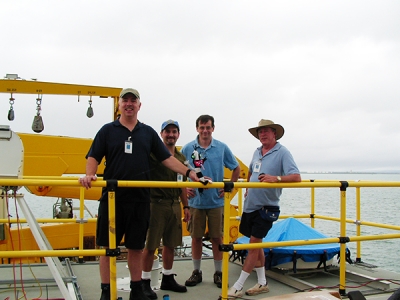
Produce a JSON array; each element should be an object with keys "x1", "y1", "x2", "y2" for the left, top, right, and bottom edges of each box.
[{"x1": 248, "y1": 119, "x2": 284, "y2": 140}]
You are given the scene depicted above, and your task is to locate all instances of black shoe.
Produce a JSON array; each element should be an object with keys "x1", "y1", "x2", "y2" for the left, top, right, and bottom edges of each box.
[
  {"x1": 213, "y1": 271, "x2": 222, "y2": 288},
  {"x1": 100, "y1": 291, "x2": 110, "y2": 300},
  {"x1": 130, "y1": 286, "x2": 151, "y2": 300},
  {"x1": 130, "y1": 281, "x2": 151, "y2": 300},
  {"x1": 100, "y1": 283, "x2": 110, "y2": 300},
  {"x1": 142, "y1": 279, "x2": 158, "y2": 299},
  {"x1": 161, "y1": 274, "x2": 187, "y2": 293},
  {"x1": 185, "y1": 269, "x2": 202, "y2": 287}
]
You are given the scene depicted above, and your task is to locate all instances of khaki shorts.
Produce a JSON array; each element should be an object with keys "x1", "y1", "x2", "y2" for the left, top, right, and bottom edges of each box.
[
  {"x1": 187, "y1": 207, "x2": 223, "y2": 239},
  {"x1": 145, "y1": 201, "x2": 182, "y2": 250}
]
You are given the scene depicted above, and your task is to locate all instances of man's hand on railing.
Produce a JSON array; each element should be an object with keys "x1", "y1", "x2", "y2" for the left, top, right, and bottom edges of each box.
[{"x1": 79, "y1": 175, "x2": 97, "y2": 189}]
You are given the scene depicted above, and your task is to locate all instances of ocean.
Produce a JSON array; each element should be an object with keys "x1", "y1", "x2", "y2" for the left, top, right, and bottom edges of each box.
[
  {"x1": 5, "y1": 173, "x2": 400, "y2": 273},
  {"x1": 279, "y1": 173, "x2": 400, "y2": 273}
]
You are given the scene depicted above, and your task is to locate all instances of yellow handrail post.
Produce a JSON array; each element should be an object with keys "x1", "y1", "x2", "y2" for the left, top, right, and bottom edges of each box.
[
  {"x1": 237, "y1": 180, "x2": 244, "y2": 216},
  {"x1": 338, "y1": 182, "x2": 348, "y2": 296},
  {"x1": 311, "y1": 183, "x2": 315, "y2": 228},
  {"x1": 78, "y1": 187, "x2": 85, "y2": 262},
  {"x1": 221, "y1": 187, "x2": 233, "y2": 300},
  {"x1": 238, "y1": 187, "x2": 243, "y2": 238},
  {"x1": 108, "y1": 185, "x2": 118, "y2": 300},
  {"x1": 356, "y1": 187, "x2": 361, "y2": 262}
]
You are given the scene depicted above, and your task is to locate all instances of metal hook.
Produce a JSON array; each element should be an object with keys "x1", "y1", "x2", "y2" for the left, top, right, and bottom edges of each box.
[
  {"x1": 87, "y1": 96, "x2": 94, "y2": 118},
  {"x1": 32, "y1": 94, "x2": 44, "y2": 133},
  {"x1": 8, "y1": 94, "x2": 15, "y2": 121}
]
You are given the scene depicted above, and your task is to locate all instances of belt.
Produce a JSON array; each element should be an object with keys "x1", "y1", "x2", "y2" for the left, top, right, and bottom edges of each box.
[{"x1": 150, "y1": 198, "x2": 181, "y2": 204}]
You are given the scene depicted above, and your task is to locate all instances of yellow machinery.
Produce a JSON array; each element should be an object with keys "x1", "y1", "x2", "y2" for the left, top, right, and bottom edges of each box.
[{"x1": 0, "y1": 77, "x2": 248, "y2": 259}]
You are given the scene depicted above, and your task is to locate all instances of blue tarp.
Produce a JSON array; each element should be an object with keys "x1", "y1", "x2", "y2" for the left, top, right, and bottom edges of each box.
[{"x1": 235, "y1": 218, "x2": 341, "y2": 268}]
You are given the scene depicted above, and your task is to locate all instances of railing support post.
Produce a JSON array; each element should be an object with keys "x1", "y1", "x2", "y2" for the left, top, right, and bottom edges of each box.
[
  {"x1": 339, "y1": 181, "x2": 349, "y2": 296},
  {"x1": 355, "y1": 187, "x2": 362, "y2": 263},
  {"x1": 107, "y1": 179, "x2": 118, "y2": 300},
  {"x1": 221, "y1": 182, "x2": 235, "y2": 299},
  {"x1": 310, "y1": 179, "x2": 315, "y2": 228},
  {"x1": 78, "y1": 187, "x2": 85, "y2": 263}
]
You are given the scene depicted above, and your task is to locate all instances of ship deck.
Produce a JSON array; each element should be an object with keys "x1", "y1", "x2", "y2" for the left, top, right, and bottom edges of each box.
[{"x1": 1, "y1": 255, "x2": 399, "y2": 300}]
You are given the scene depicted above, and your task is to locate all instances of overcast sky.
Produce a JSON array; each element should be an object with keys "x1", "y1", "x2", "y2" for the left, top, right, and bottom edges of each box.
[{"x1": 1, "y1": 1, "x2": 400, "y2": 173}]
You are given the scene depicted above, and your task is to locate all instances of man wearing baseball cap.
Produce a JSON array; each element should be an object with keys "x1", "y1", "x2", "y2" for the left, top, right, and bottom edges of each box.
[
  {"x1": 119, "y1": 87, "x2": 140, "y2": 99},
  {"x1": 141, "y1": 119, "x2": 189, "y2": 299},
  {"x1": 80, "y1": 89, "x2": 201, "y2": 300}
]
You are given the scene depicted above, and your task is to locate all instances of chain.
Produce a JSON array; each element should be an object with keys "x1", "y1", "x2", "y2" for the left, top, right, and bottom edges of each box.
[
  {"x1": 36, "y1": 94, "x2": 42, "y2": 116},
  {"x1": 9, "y1": 94, "x2": 15, "y2": 108}
]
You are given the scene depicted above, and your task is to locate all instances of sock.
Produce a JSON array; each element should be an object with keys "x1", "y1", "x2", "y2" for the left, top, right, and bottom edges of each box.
[
  {"x1": 255, "y1": 267, "x2": 267, "y2": 285},
  {"x1": 142, "y1": 271, "x2": 151, "y2": 280},
  {"x1": 193, "y1": 259, "x2": 201, "y2": 271},
  {"x1": 214, "y1": 259, "x2": 222, "y2": 272},
  {"x1": 233, "y1": 270, "x2": 250, "y2": 290},
  {"x1": 163, "y1": 268, "x2": 173, "y2": 275},
  {"x1": 101, "y1": 283, "x2": 110, "y2": 291}
]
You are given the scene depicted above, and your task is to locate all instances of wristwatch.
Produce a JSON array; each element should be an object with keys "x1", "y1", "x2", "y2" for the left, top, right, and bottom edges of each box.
[{"x1": 277, "y1": 176, "x2": 282, "y2": 182}]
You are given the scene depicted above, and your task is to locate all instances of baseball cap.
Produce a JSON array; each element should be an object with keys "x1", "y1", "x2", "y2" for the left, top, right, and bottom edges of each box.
[
  {"x1": 161, "y1": 119, "x2": 180, "y2": 131},
  {"x1": 119, "y1": 88, "x2": 140, "y2": 99}
]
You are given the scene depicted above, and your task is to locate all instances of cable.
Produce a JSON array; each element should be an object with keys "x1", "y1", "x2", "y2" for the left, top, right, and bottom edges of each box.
[{"x1": 4, "y1": 189, "x2": 44, "y2": 300}]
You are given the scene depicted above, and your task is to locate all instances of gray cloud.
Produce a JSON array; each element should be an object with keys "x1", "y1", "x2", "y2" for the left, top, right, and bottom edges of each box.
[{"x1": 1, "y1": 0, "x2": 400, "y2": 172}]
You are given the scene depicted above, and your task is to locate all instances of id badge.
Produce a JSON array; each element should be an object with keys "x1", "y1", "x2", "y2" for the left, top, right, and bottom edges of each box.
[
  {"x1": 177, "y1": 173, "x2": 183, "y2": 182},
  {"x1": 125, "y1": 140, "x2": 132, "y2": 154},
  {"x1": 253, "y1": 162, "x2": 261, "y2": 173}
]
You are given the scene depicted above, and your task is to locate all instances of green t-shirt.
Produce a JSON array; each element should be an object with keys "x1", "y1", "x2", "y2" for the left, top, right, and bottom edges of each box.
[{"x1": 149, "y1": 148, "x2": 186, "y2": 200}]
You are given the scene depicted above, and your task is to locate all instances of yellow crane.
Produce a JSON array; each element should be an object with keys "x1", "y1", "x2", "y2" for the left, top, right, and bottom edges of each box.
[{"x1": 1, "y1": 77, "x2": 248, "y2": 258}]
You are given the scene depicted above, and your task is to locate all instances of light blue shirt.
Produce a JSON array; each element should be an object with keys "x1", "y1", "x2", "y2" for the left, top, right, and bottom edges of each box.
[
  {"x1": 244, "y1": 142, "x2": 300, "y2": 213},
  {"x1": 182, "y1": 136, "x2": 239, "y2": 209}
]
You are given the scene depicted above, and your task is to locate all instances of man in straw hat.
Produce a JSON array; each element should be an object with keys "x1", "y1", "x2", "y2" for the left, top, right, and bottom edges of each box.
[{"x1": 227, "y1": 119, "x2": 301, "y2": 298}]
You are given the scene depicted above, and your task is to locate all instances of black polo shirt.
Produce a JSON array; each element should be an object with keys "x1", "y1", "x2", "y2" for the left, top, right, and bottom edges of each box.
[{"x1": 87, "y1": 119, "x2": 171, "y2": 202}]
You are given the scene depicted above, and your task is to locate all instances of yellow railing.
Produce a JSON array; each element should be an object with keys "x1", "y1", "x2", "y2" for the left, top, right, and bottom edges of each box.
[{"x1": 1, "y1": 178, "x2": 400, "y2": 299}]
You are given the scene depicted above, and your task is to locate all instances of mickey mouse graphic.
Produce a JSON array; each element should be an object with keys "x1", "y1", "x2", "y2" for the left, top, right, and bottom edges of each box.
[{"x1": 185, "y1": 147, "x2": 209, "y2": 192}]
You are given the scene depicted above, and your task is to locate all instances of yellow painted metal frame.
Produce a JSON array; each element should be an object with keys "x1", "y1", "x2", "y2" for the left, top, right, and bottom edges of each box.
[
  {"x1": 0, "y1": 79, "x2": 121, "y2": 120},
  {"x1": 2, "y1": 178, "x2": 400, "y2": 298},
  {"x1": 2, "y1": 78, "x2": 249, "y2": 199},
  {"x1": 0, "y1": 79, "x2": 121, "y2": 97}
]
